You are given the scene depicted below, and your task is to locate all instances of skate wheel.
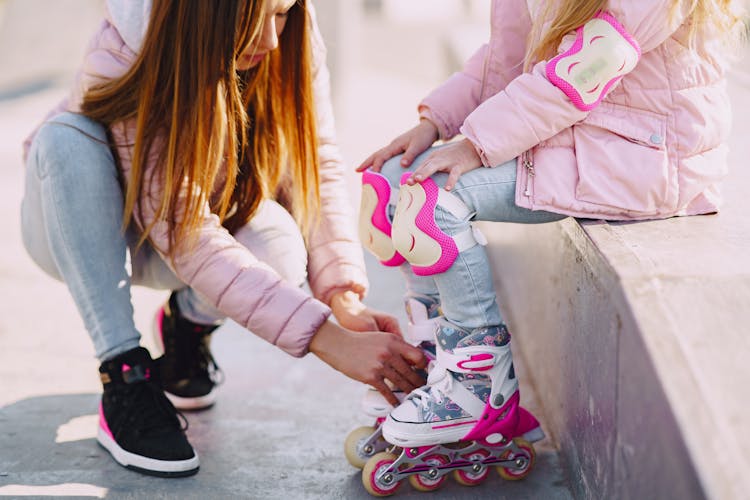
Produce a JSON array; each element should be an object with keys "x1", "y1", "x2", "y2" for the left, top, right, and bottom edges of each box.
[
  {"x1": 344, "y1": 425, "x2": 381, "y2": 469},
  {"x1": 453, "y1": 449, "x2": 490, "y2": 486},
  {"x1": 408, "y1": 454, "x2": 448, "y2": 492},
  {"x1": 496, "y1": 438, "x2": 535, "y2": 481},
  {"x1": 362, "y1": 452, "x2": 402, "y2": 497}
]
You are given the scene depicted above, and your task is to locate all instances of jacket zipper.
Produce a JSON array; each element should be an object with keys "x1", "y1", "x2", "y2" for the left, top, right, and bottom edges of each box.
[{"x1": 522, "y1": 150, "x2": 535, "y2": 197}]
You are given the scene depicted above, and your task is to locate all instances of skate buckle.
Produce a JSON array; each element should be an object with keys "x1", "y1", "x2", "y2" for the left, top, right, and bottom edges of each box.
[{"x1": 456, "y1": 353, "x2": 495, "y2": 372}]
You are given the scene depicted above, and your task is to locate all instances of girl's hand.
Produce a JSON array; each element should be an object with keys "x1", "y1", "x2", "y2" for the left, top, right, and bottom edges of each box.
[
  {"x1": 406, "y1": 138, "x2": 482, "y2": 191},
  {"x1": 310, "y1": 320, "x2": 427, "y2": 406},
  {"x1": 330, "y1": 290, "x2": 402, "y2": 336},
  {"x1": 357, "y1": 119, "x2": 439, "y2": 173}
]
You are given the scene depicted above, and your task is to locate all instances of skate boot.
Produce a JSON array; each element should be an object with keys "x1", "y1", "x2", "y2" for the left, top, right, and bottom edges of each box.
[
  {"x1": 153, "y1": 292, "x2": 223, "y2": 410},
  {"x1": 362, "y1": 321, "x2": 544, "y2": 495},
  {"x1": 97, "y1": 346, "x2": 199, "y2": 477},
  {"x1": 344, "y1": 295, "x2": 440, "y2": 468}
]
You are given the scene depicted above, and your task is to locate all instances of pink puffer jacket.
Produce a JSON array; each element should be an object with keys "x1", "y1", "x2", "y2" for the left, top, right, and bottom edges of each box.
[
  {"x1": 24, "y1": 3, "x2": 368, "y2": 357},
  {"x1": 420, "y1": 0, "x2": 733, "y2": 219}
]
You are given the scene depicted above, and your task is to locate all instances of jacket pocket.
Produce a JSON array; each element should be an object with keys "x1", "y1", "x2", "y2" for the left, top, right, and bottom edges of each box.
[{"x1": 573, "y1": 103, "x2": 670, "y2": 214}]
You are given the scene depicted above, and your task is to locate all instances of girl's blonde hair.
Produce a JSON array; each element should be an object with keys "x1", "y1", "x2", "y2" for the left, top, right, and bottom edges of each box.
[
  {"x1": 81, "y1": 0, "x2": 319, "y2": 255},
  {"x1": 527, "y1": 0, "x2": 746, "y2": 66}
]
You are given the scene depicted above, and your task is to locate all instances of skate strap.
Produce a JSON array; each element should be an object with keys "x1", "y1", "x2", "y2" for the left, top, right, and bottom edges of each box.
[
  {"x1": 437, "y1": 343, "x2": 517, "y2": 409},
  {"x1": 437, "y1": 345, "x2": 499, "y2": 373},
  {"x1": 424, "y1": 369, "x2": 486, "y2": 417}
]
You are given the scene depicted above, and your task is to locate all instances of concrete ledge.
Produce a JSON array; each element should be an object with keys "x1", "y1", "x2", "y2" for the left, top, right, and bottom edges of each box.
[{"x1": 481, "y1": 53, "x2": 750, "y2": 499}]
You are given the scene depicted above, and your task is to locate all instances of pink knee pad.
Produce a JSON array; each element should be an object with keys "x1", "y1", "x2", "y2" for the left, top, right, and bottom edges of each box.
[
  {"x1": 391, "y1": 172, "x2": 479, "y2": 276},
  {"x1": 358, "y1": 170, "x2": 405, "y2": 266}
]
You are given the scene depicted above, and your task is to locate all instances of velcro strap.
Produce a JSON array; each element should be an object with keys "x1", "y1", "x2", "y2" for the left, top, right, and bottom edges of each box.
[
  {"x1": 437, "y1": 345, "x2": 498, "y2": 373},
  {"x1": 437, "y1": 189, "x2": 471, "y2": 219}
]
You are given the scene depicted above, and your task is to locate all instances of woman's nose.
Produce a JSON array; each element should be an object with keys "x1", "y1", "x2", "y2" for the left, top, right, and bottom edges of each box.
[{"x1": 257, "y1": 15, "x2": 278, "y2": 51}]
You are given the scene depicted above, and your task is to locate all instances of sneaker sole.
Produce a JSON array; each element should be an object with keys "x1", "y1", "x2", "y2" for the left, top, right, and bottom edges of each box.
[
  {"x1": 164, "y1": 390, "x2": 217, "y2": 411},
  {"x1": 97, "y1": 427, "x2": 200, "y2": 477},
  {"x1": 153, "y1": 308, "x2": 217, "y2": 411}
]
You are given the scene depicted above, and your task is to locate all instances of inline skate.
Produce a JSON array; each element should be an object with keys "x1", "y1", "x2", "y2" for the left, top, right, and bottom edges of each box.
[{"x1": 361, "y1": 320, "x2": 544, "y2": 496}]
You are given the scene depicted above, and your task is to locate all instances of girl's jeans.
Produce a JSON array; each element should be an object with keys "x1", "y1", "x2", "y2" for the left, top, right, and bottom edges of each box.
[
  {"x1": 379, "y1": 147, "x2": 566, "y2": 330},
  {"x1": 21, "y1": 113, "x2": 308, "y2": 361}
]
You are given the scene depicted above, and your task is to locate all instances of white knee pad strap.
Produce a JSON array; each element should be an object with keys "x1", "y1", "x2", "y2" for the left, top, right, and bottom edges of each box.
[
  {"x1": 391, "y1": 172, "x2": 485, "y2": 276},
  {"x1": 546, "y1": 11, "x2": 640, "y2": 111}
]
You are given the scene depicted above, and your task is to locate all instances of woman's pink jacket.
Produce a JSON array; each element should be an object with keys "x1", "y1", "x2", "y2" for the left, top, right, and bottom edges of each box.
[
  {"x1": 420, "y1": 0, "x2": 733, "y2": 220},
  {"x1": 24, "y1": 5, "x2": 368, "y2": 357}
]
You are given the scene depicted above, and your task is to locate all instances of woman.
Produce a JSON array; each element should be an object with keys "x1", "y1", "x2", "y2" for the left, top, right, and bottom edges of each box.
[{"x1": 21, "y1": 0, "x2": 425, "y2": 477}]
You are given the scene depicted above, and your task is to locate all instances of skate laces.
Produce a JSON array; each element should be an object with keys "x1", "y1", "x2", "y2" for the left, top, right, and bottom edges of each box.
[{"x1": 410, "y1": 366, "x2": 454, "y2": 409}]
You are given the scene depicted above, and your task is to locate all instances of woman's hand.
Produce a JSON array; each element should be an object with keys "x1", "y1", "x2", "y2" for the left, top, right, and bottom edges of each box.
[
  {"x1": 309, "y1": 319, "x2": 427, "y2": 406},
  {"x1": 330, "y1": 290, "x2": 401, "y2": 336},
  {"x1": 406, "y1": 138, "x2": 483, "y2": 191},
  {"x1": 357, "y1": 119, "x2": 439, "y2": 173}
]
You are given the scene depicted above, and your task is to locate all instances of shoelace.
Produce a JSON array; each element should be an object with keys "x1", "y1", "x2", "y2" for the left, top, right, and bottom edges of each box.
[
  {"x1": 410, "y1": 366, "x2": 454, "y2": 410},
  {"x1": 197, "y1": 336, "x2": 224, "y2": 385},
  {"x1": 122, "y1": 374, "x2": 189, "y2": 435},
  {"x1": 171, "y1": 325, "x2": 222, "y2": 384}
]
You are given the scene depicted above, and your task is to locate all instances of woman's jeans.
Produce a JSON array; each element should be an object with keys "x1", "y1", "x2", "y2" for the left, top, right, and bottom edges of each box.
[
  {"x1": 378, "y1": 147, "x2": 566, "y2": 330},
  {"x1": 21, "y1": 113, "x2": 308, "y2": 361}
]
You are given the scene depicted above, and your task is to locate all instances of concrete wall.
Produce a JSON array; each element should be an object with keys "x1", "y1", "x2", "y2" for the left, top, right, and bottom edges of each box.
[
  {"x1": 481, "y1": 219, "x2": 706, "y2": 499},
  {"x1": 480, "y1": 48, "x2": 750, "y2": 500}
]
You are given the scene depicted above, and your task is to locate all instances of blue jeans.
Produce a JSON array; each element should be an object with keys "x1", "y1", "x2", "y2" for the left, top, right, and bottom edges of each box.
[
  {"x1": 379, "y1": 147, "x2": 566, "y2": 330},
  {"x1": 21, "y1": 113, "x2": 308, "y2": 361}
]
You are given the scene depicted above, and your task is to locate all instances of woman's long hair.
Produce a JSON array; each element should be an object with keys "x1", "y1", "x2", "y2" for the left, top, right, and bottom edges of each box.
[
  {"x1": 81, "y1": 0, "x2": 319, "y2": 255},
  {"x1": 527, "y1": 0, "x2": 745, "y2": 67}
]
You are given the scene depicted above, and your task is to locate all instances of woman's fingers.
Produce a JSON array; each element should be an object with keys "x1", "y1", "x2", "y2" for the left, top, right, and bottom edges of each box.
[
  {"x1": 371, "y1": 379, "x2": 400, "y2": 407},
  {"x1": 389, "y1": 355, "x2": 426, "y2": 390}
]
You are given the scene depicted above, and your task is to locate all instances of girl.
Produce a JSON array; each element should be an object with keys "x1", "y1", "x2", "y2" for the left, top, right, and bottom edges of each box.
[
  {"x1": 21, "y1": 0, "x2": 425, "y2": 477},
  {"x1": 358, "y1": 0, "x2": 743, "y2": 463}
]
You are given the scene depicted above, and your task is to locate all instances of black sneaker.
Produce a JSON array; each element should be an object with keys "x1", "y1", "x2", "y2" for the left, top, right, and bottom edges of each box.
[
  {"x1": 97, "y1": 347, "x2": 199, "y2": 477},
  {"x1": 154, "y1": 292, "x2": 222, "y2": 410}
]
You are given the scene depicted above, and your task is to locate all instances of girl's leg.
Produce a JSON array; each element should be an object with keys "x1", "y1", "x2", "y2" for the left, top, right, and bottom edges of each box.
[
  {"x1": 379, "y1": 150, "x2": 561, "y2": 448},
  {"x1": 21, "y1": 113, "x2": 141, "y2": 360},
  {"x1": 430, "y1": 159, "x2": 566, "y2": 329},
  {"x1": 378, "y1": 157, "x2": 441, "y2": 345},
  {"x1": 376, "y1": 148, "x2": 563, "y2": 330}
]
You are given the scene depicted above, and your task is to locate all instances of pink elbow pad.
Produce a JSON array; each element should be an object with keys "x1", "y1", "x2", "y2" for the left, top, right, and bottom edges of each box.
[{"x1": 546, "y1": 11, "x2": 641, "y2": 111}]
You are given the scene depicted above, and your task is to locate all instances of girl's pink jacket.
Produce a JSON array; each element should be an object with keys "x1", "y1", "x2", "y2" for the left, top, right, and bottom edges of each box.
[
  {"x1": 24, "y1": 5, "x2": 368, "y2": 357},
  {"x1": 420, "y1": 0, "x2": 733, "y2": 220}
]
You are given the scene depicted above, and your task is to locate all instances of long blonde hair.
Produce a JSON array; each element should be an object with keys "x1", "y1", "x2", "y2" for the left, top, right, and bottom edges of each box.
[
  {"x1": 81, "y1": 0, "x2": 319, "y2": 255},
  {"x1": 527, "y1": 0, "x2": 746, "y2": 66}
]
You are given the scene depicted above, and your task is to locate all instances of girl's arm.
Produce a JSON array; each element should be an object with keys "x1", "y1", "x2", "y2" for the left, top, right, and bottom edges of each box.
[
  {"x1": 418, "y1": 0, "x2": 532, "y2": 141},
  {"x1": 460, "y1": 0, "x2": 697, "y2": 167}
]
